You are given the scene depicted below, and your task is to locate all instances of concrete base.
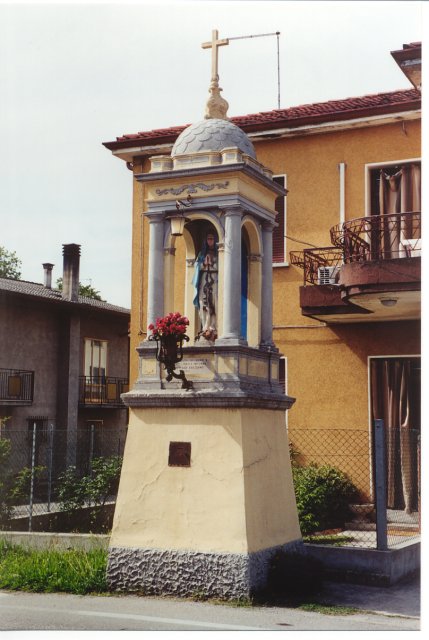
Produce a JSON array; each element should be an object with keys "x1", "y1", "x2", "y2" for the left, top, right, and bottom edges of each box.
[
  {"x1": 107, "y1": 541, "x2": 301, "y2": 599},
  {"x1": 304, "y1": 540, "x2": 420, "y2": 586}
]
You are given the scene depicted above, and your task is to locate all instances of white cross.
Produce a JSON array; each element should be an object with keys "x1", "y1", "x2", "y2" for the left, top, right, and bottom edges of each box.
[{"x1": 202, "y1": 29, "x2": 229, "y2": 81}]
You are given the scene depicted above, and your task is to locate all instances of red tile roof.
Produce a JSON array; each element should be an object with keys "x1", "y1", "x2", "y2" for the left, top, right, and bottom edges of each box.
[{"x1": 103, "y1": 88, "x2": 421, "y2": 151}]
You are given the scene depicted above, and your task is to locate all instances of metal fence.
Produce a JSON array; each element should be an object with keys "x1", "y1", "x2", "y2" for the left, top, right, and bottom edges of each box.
[
  {"x1": 0, "y1": 424, "x2": 127, "y2": 532},
  {"x1": 288, "y1": 423, "x2": 420, "y2": 549},
  {"x1": 1, "y1": 421, "x2": 421, "y2": 550}
]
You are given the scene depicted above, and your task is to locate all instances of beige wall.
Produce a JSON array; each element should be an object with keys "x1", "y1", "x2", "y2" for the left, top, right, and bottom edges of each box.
[
  {"x1": 128, "y1": 119, "x2": 421, "y2": 436},
  {"x1": 110, "y1": 406, "x2": 301, "y2": 553}
]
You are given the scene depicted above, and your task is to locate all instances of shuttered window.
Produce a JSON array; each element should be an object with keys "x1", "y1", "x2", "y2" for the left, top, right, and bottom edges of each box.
[{"x1": 273, "y1": 175, "x2": 287, "y2": 263}]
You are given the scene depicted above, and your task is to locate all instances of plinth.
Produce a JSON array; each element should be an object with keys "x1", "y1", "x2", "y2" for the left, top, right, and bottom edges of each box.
[{"x1": 107, "y1": 343, "x2": 302, "y2": 599}]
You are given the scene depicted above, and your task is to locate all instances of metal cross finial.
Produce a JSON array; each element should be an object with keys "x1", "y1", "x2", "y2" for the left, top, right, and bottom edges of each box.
[{"x1": 202, "y1": 29, "x2": 229, "y2": 82}]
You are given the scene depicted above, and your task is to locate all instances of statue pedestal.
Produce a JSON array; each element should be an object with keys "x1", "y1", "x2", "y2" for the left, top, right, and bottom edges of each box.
[{"x1": 107, "y1": 354, "x2": 302, "y2": 598}]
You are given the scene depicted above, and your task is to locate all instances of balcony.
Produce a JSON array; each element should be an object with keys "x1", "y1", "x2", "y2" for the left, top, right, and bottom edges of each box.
[
  {"x1": 290, "y1": 212, "x2": 421, "y2": 323},
  {"x1": 0, "y1": 369, "x2": 34, "y2": 405},
  {"x1": 79, "y1": 376, "x2": 129, "y2": 408}
]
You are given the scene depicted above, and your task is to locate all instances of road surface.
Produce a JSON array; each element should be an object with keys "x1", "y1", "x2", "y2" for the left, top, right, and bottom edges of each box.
[{"x1": 0, "y1": 590, "x2": 419, "y2": 632}]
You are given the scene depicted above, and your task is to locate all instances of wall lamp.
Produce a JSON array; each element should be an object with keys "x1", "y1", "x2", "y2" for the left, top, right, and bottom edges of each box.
[
  {"x1": 379, "y1": 297, "x2": 398, "y2": 307},
  {"x1": 167, "y1": 195, "x2": 192, "y2": 236}
]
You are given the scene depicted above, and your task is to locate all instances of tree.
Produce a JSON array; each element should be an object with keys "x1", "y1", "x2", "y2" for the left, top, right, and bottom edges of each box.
[
  {"x1": 55, "y1": 278, "x2": 104, "y2": 301},
  {"x1": 0, "y1": 246, "x2": 22, "y2": 280}
]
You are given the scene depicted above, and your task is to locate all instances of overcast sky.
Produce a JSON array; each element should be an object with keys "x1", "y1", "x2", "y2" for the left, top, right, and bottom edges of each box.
[{"x1": 0, "y1": 0, "x2": 424, "y2": 308}]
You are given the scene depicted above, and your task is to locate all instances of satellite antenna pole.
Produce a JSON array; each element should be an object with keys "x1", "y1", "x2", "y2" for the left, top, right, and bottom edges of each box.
[{"x1": 227, "y1": 31, "x2": 281, "y2": 109}]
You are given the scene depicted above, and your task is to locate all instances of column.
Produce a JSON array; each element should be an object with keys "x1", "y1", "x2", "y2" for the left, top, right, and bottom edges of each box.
[
  {"x1": 261, "y1": 222, "x2": 275, "y2": 348},
  {"x1": 219, "y1": 208, "x2": 243, "y2": 342},
  {"x1": 146, "y1": 214, "x2": 165, "y2": 331}
]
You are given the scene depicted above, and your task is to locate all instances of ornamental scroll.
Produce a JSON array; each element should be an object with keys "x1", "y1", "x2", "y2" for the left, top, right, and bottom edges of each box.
[{"x1": 156, "y1": 181, "x2": 229, "y2": 196}]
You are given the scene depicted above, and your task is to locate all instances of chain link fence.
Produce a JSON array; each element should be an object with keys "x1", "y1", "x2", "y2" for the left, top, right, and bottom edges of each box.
[
  {"x1": 0, "y1": 423, "x2": 127, "y2": 532},
  {"x1": 1, "y1": 421, "x2": 420, "y2": 551},
  {"x1": 288, "y1": 424, "x2": 420, "y2": 550}
]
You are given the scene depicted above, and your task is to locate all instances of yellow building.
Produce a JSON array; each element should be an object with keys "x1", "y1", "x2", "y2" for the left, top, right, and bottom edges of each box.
[{"x1": 104, "y1": 43, "x2": 421, "y2": 525}]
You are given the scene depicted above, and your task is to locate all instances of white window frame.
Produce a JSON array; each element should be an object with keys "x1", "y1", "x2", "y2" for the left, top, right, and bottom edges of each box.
[{"x1": 84, "y1": 338, "x2": 108, "y2": 379}]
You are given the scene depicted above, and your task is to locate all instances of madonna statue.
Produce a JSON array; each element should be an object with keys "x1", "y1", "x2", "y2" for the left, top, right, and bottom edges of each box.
[{"x1": 192, "y1": 232, "x2": 218, "y2": 341}]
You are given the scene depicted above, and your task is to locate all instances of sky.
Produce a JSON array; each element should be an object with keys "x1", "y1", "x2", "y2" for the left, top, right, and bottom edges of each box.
[{"x1": 0, "y1": 0, "x2": 424, "y2": 308}]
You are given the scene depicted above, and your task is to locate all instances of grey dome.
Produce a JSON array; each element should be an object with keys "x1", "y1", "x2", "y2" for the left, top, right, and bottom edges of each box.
[{"x1": 171, "y1": 119, "x2": 256, "y2": 159}]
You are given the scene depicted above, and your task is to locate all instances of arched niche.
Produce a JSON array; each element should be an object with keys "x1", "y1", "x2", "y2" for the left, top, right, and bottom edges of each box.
[
  {"x1": 164, "y1": 211, "x2": 224, "y2": 342},
  {"x1": 241, "y1": 216, "x2": 262, "y2": 348}
]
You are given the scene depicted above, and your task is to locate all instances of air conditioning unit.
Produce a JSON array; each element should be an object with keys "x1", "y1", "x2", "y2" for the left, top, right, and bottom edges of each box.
[{"x1": 318, "y1": 265, "x2": 340, "y2": 285}]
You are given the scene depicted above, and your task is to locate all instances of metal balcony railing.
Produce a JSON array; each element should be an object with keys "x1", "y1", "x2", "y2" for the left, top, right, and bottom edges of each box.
[
  {"x1": 0, "y1": 369, "x2": 34, "y2": 405},
  {"x1": 290, "y1": 212, "x2": 421, "y2": 286},
  {"x1": 330, "y1": 211, "x2": 421, "y2": 263},
  {"x1": 79, "y1": 376, "x2": 129, "y2": 408},
  {"x1": 290, "y1": 247, "x2": 344, "y2": 286}
]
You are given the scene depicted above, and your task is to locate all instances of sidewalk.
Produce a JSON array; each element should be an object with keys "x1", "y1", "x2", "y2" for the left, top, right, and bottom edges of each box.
[{"x1": 315, "y1": 575, "x2": 420, "y2": 618}]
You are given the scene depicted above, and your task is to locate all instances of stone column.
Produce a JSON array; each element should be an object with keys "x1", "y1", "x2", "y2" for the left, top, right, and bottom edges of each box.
[
  {"x1": 218, "y1": 208, "x2": 243, "y2": 342},
  {"x1": 261, "y1": 222, "x2": 275, "y2": 348},
  {"x1": 147, "y1": 214, "x2": 165, "y2": 331}
]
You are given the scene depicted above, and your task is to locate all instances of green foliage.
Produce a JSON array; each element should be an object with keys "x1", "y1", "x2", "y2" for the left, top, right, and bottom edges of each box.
[
  {"x1": 86, "y1": 456, "x2": 122, "y2": 507},
  {"x1": 0, "y1": 246, "x2": 22, "y2": 279},
  {"x1": 56, "y1": 466, "x2": 88, "y2": 512},
  {"x1": 57, "y1": 456, "x2": 122, "y2": 513},
  {"x1": 292, "y1": 463, "x2": 358, "y2": 535},
  {"x1": 55, "y1": 277, "x2": 105, "y2": 301},
  {"x1": 0, "y1": 540, "x2": 107, "y2": 594},
  {"x1": 9, "y1": 466, "x2": 47, "y2": 505}
]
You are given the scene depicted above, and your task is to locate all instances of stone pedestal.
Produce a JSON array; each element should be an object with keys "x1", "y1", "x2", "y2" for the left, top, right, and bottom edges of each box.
[{"x1": 107, "y1": 397, "x2": 301, "y2": 598}]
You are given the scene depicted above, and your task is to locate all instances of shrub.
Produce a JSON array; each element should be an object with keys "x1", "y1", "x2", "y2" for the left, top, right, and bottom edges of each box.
[
  {"x1": 292, "y1": 463, "x2": 358, "y2": 535},
  {"x1": 57, "y1": 455, "x2": 122, "y2": 513}
]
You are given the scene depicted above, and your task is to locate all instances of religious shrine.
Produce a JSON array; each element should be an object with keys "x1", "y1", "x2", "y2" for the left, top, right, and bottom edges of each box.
[{"x1": 106, "y1": 30, "x2": 302, "y2": 599}]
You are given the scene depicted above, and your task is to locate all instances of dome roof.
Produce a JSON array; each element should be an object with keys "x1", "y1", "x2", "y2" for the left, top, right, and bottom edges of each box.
[{"x1": 171, "y1": 118, "x2": 256, "y2": 159}]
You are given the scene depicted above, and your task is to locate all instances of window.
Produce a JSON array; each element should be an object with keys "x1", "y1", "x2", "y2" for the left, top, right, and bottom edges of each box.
[
  {"x1": 272, "y1": 175, "x2": 287, "y2": 264},
  {"x1": 366, "y1": 160, "x2": 421, "y2": 258},
  {"x1": 368, "y1": 161, "x2": 421, "y2": 216},
  {"x1": 84, "y1": 339, "x2": 107, "y2": 380}
]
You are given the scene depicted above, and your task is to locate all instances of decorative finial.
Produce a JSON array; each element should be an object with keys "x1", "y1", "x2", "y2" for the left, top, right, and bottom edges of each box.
[{"x1": 201, "y1": 29, "x2": 229, "y2": 119}]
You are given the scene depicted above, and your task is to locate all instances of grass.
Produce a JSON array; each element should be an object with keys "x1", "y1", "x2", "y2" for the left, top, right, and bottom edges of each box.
[
  {"x1": 297, "y1": 603, "x2": 359, "y2": 616},
  {"x1": 0, "y1": 540, "x2": 108, "y2": 594},
  {"x1": 303, "y1": 534, "x2": 355, "y2": 547}
]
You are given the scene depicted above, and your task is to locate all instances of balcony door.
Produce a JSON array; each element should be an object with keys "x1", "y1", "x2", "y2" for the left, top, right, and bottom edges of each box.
[
  {"x1": 370, "y1": 356, "x2": 420, "y2": 515},
  {"x1": 84, "y1": 339, "x2": 107, "y2": 403},
  {"x1": 368, "y1": 161, "x2": 421, "y2": 259}
]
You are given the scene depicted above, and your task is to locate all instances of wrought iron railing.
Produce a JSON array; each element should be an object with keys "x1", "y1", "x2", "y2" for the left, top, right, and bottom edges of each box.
[
  {"x1": 290, "y1": 212, "x2": 421, "y2": 285},
  {"x1": 290, "y1": 247, "x2": 343, "y2": 286},
  {"x1": 330, "y1": 211, "x2": 421, "y2": 263},
  {"x1": 78, "y1": 376, "x2": 129, "y2": 408},
  {"x1": 0, "y1": 368, "x2": 34, "y2": 405}
]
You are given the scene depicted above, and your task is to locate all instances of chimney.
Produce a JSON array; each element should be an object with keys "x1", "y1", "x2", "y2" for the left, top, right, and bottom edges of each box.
[
  {"x1": 42, "y1": 263, "x2": 54, "y2": 289},
  {"x1": 62, "y1": 244, "x2": 81, "y2": 302}
]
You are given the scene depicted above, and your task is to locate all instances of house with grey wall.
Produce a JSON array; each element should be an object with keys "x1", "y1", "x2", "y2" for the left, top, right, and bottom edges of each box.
[{"x1": 0, "y1": 244, "x2": 130, "y2": 472}]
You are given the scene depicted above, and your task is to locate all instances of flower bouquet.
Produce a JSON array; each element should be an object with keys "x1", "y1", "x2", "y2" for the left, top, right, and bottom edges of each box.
[{"x1": 148, "y1": 312, "x2": 192, "y2": 390}]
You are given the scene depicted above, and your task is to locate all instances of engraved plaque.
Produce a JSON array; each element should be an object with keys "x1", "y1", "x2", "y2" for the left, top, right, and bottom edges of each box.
[
  {"x1": 180, "y1": 358, "x2": 212, "y2": 375},
  {"x1": 168, "y1": 442, "x2": 191, "y2": 467}
]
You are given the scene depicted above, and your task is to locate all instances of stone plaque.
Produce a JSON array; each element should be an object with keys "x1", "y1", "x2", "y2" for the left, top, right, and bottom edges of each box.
[
  {"x1": 180, "y1": 358, "x2": 212, "y2": 375},
  {"x1": 168, "y1": 442, "x2": 191, "y2": 467}
]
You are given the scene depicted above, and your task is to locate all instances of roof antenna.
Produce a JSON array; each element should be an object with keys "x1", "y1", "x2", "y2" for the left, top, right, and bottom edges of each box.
[{"x1": 227, "y1": 31, "x2": 281, "y2": 109}]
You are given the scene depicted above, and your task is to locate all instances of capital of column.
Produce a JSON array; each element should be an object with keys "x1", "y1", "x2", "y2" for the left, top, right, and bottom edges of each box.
[{"x1": 261, "y1": 219, "x2": 276, "y2": 232}]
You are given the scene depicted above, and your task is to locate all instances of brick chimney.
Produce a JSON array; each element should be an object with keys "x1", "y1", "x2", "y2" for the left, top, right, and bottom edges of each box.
[
  {"x1": 42, "y1": 263, "x2": 54, "y2": 289},
  {"x1": 62, "y1": 244, "x2": 81, "y2": 301}
]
